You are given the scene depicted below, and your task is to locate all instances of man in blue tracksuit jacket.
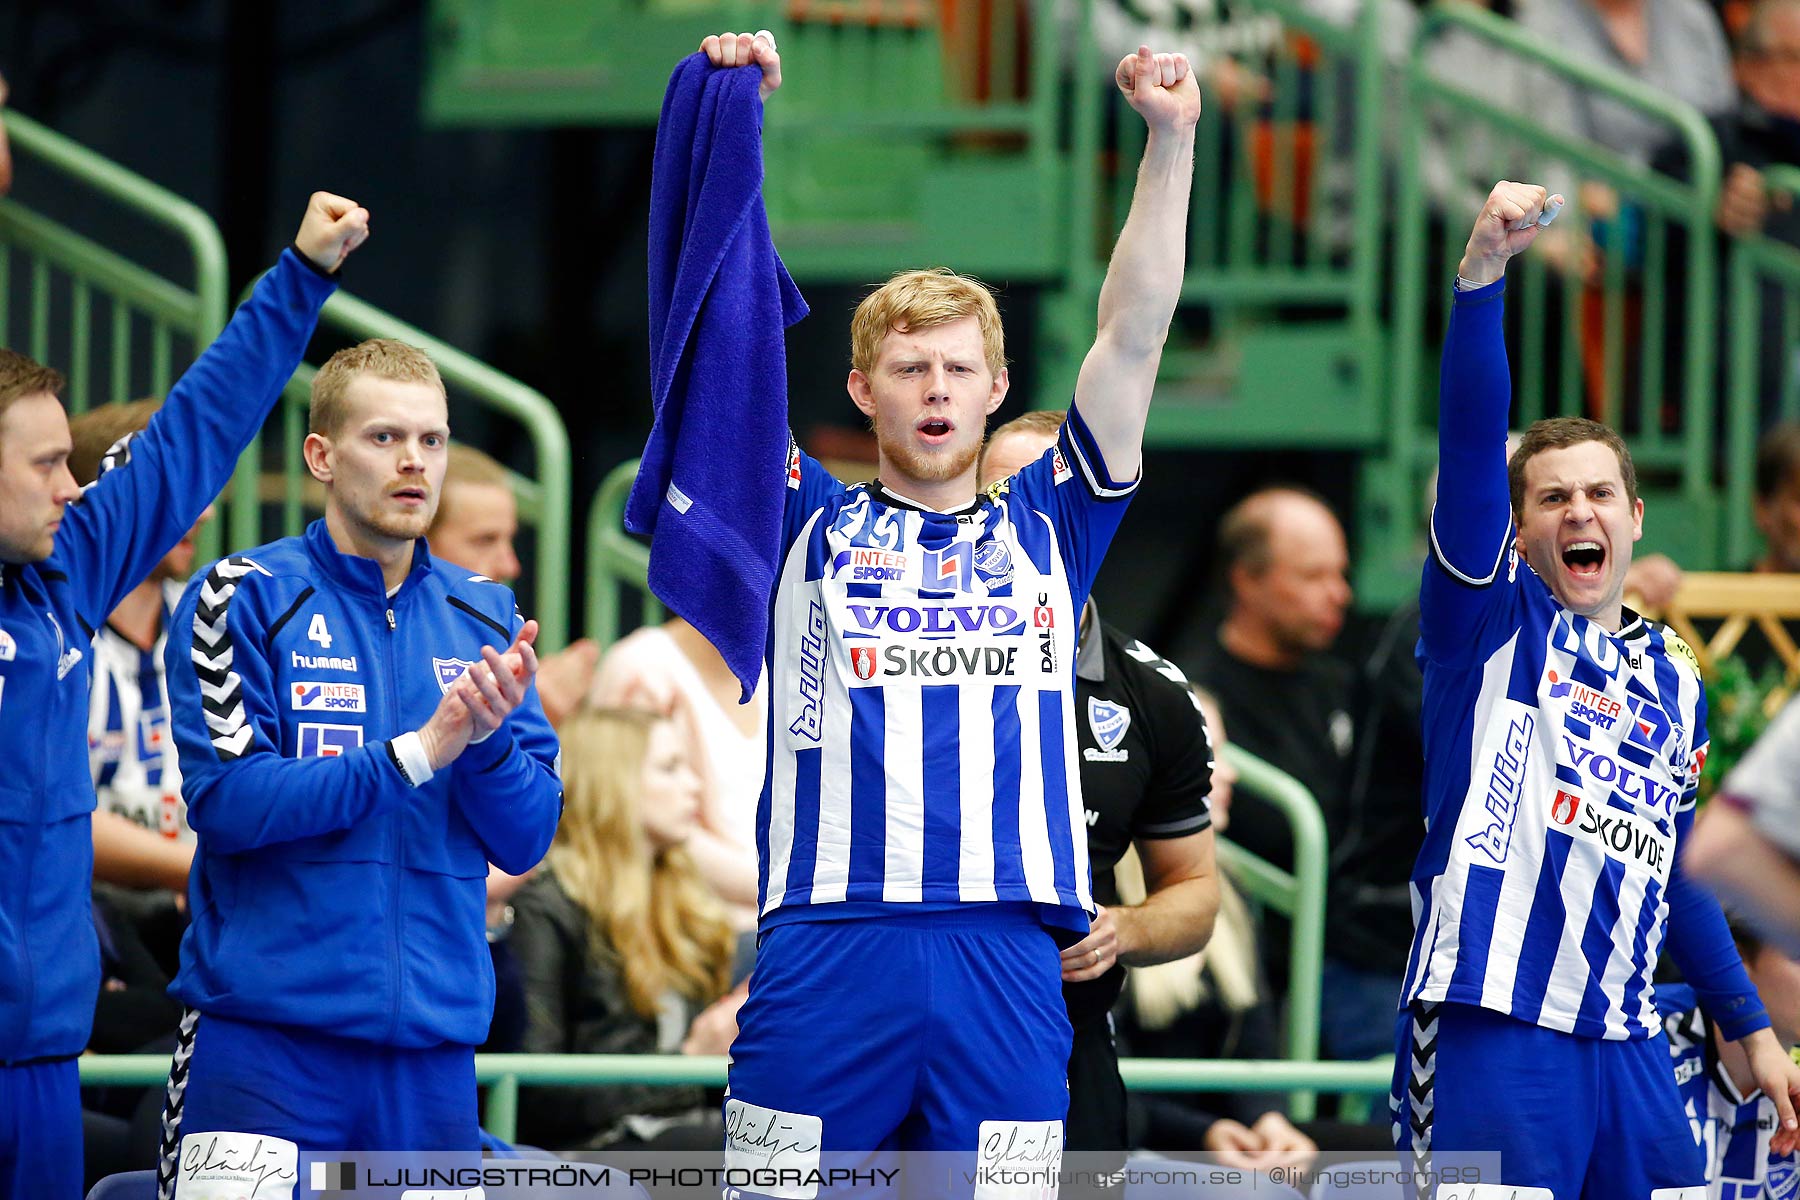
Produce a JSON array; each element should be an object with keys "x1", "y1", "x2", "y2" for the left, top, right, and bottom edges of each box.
[
  {"x1": 0, "y1": 193, "x2": 365, "y2": 1200},
  {"x1": 156, "y1": 335, "x2": 562, "y2": 1197}
]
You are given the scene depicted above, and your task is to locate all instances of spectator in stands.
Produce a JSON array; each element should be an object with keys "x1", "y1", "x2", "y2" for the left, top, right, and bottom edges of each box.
[
  {"x1": 1688, "y1": 697, "x2": 1800, "y2": 952},
  {"x1": 981, "y1": 412, "x2": 1220, "y2": 1197},
  {"x1": 1659, "y1": 916, "x2": 1800, "y2": 1197},
  {"x1": 1653, "y1": 0, "x2": 1800, "y2": 411},
  {"x1": 1706, "y1": 0, "x2": 1800, "y2": 242},
  {"x1": 589, "y1": 620, "x2": 765, "y2": 930},
  {"x1": 1522, "y1": 0, "x2": 1736, "y2": 167},
  {"x1": 428, "y1": 441, "x2": 599, "y2": 730},
  {"x1": 1188, "y1": 487, "x2": 1354, "y2": 1005},
  {"x1": 1192, "y1": 487, "x2": 1352, "y2": 872},
  {"x1": 512, "y1": 707, "x2": 740, "y2": 1152},
  {"x1": 1754, "y1": 422, "x2": 1800, "y2": 571}
]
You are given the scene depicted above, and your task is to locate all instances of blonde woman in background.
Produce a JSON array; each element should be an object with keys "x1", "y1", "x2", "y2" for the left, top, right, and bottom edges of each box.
[
  {"x1": 589, "y1": 620, "x2": 765, "y2": 930},
  {"x1": 512, "y1": 708, "x2": 744, "y2": 1152}
]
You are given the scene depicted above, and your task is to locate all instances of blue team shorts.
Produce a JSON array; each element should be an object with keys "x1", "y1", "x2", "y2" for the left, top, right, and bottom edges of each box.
[
  {"x1": 726, "y1": 903, "x2": 1072, "y2": 1199},
  {"x1": 1391, "y1": 999, "x2": 1706, "y2": 1200},
  {"x1": 0, "y1": 1058, "x2": 81, "y2": 1200},
  {"x1": 157, "y1": 1010, "x2": 478, "y2": 1198}
]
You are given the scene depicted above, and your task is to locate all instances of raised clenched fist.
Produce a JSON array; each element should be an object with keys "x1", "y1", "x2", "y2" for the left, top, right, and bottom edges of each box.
[
  {"x1": 1116, "y1": 45, "x2": 1201, "y2": 133},
  {"x1": 293, "y1": 192, "x2": 370, "y2": 275}
]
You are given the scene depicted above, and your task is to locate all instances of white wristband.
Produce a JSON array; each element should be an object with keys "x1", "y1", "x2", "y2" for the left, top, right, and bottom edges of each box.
[{"x1": 390, "y1": 731, "x2": 436, "y2": 787}]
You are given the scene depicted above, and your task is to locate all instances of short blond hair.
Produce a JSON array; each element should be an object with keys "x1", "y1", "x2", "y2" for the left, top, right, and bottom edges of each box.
[
  {"x1": 850, "y1": 268, "x2": 1006, "y2": 377},
  {"x1": 309, "y1": 338, "x2": 445, "y2": 437},
  {"x1": 431, "y1": 442, "x2": 513, "y2": 538}
]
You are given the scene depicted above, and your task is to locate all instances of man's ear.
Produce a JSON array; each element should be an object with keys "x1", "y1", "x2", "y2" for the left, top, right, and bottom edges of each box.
[
  {"x1": 848, "y1": 370, "x2": 876, "y2": 420},
  {"x1": 986, "y1": 366, "x2": 1010, "y2": 416},
  {"x1": 302, "y1": 432, "x2": 334, "y2": 484}
]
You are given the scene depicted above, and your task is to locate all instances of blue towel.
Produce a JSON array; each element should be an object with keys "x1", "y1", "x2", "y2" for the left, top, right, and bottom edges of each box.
[{"x1": 628, "y1": 52, "x2": 808, "y2": 702}]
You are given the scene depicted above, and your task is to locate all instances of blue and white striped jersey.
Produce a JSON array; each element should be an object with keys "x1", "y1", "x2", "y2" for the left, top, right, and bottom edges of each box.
[
  {"x1": 87, "y1": 581, "x2": 191, "y2": 844},
  {"x1": 760, "y1": 409, "x2": 1135, "y2": 928},
  {"x1": 1661, "y1": 983, "x2": 1799, "y2": 1200},
  {"x1": 1405, "y1": 279, "x2": 1717, "y2": 1041}
]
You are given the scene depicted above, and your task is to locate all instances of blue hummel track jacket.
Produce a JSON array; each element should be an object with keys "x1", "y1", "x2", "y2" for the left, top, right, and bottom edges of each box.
[
  {"x1": 165, "y1": 520, "x2": 562, "y2": 1048},
  {"x1": 0, "y1": 250, "x2": 335, "y2": 1065}
]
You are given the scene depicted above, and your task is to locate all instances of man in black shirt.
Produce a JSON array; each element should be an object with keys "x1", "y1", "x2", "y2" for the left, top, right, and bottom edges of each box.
[
  {"x1": 982, "y1": 413, "x2": 1219, "y2": 1192},
  {"x1": 1189, "y1": 487, "x2": 1354, "y2": 876},
  {"x1": 1185, "y1": 487, "x2": 1359, "y2": 1029}
]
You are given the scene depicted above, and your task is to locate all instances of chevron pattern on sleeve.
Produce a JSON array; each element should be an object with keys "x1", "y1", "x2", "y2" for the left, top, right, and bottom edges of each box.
[{"x1": 190, "y1": 555, "x2": 269, "y2": 762}]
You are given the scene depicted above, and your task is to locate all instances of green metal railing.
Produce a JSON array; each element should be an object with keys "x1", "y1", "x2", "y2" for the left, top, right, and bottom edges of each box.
[
  {"x1": 1381, "y1": 2, "x2": 1723, "y2": 593},
  {"x1": 1724, "y1": 164, "x2": 1800, "y2": 566},
  {"x1": 81, "y1": 1054, "x2": 1394, "y2": 1143},
  {"x1": 1216, "y1": 743, "x2": 1327, "y2": 1116},
  {"x1": 238, "y1": 286, "x2": 574, "y2": 649},
  {"x1": 587, "y1": 458, "x2": 662, "y2": 650},
  {"x1": 1041, "y1": 0, "x2": 1389, "y2": 452},
  {"x1": 762, "y1": 2, "x2": 1066, "y2": 280},
  {"x1": 0, "y1": 108, "x2": 230, "y2": 557}
]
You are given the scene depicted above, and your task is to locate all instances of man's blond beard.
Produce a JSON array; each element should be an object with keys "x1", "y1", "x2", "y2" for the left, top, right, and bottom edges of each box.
[
  {"x1": 878, "y1": 427, "x2": 983, "y2": 486},
  {"x1": 352, "y1": 495, "x2": 437, "y2": 544}
]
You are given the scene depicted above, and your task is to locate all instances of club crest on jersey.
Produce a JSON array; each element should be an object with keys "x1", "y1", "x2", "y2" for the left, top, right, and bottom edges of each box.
[
  {"x1": 972, "y1": 541, "x2": 1013, "y2": 587},
  {"x1": 297, "y1": 723, "x2": 362, "y2": 758},
  {"x1": 1087, "y1": 698, "x2": 1131, "y2": 752},
  {"x1": 851, "y1": 646, "x2": 878, "y2": 680},
  {"x1": 433, "y1": 657, "x2": 478, "y2": 694},
  {"x1": 0, "y1": 626, "x2": 14, "y2": 662},
  {"x1": 46, "y1": 609, "x2": 81, "y2": 680}
]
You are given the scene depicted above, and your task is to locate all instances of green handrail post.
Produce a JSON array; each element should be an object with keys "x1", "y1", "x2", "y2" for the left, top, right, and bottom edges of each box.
[
  {"x1": 234, "y1": 283, "x2": 573, "y2": 650},
  {"x1": 586, "y1": 458, "x2": 661, "y2": 651},
  {"x1": 0, "y1": 110, "x2": 228, "y2": 556},
  {"x1": 486, "y1": 1073, "x2": 521, "y2": 1144},
  {"x1": 1724, "y1": 166, "x2": 1800, "y2": 564},
  {"x1": 1215, "y1": 744, "x2": 1328, "y2": 1120},
  {"x1": 0, "y1": 111, "x2": 228, "y2": 335}
]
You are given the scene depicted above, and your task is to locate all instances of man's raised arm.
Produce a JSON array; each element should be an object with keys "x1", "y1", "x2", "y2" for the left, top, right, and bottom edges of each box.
[{"x1": 1072, "y1": 47, "x2": 1202, "y2": 484}]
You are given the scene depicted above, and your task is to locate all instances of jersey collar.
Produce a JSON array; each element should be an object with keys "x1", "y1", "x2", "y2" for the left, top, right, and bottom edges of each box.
[
  {"x1": 867, "y1": 479, "x2": 985, "y2": 518},
  {"x1": 303, "y1": 518, "x2": 434, "y2": 601},
  {"x1": 1076, "y1": 598, "x2": 1105, "y2": 683}
]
